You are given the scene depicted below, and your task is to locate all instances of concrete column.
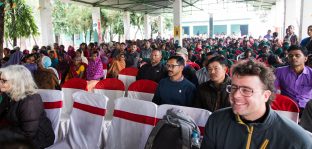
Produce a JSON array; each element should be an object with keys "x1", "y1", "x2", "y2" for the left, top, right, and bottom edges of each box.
[
  {"x1": 124, "y1": 11, "x2": 131, "y2": 41},
  {"x1": 299, "y1": 0, "x2": 312, "y2": 41},
  {"x1": 92, "y1": 7, "x2": 102, "y2": 43},
  {"x1": 209, "y1": 13, "x2": 213, "y2": 38},
  {"x1": 189, "y1": 25, "x2": 194, "y2": 37},
  {"x1": 158, "y1": 16, "x2": 164, "y2": 39},
  {"x1": 39, "y1": 0, "x2": 54, "y2": 46},
  {"x1": 173, "y1": 0, "x2": 182, "y2": 46},
  {"x1": 284, "y1": 0, "x2": 301, "y2": 38},
  {"x1": 144, "y1": 14, "x2": 151, "y2": 39},
  {"x1": 227, "y1": 24, "x2": 231, "y2": 36}
]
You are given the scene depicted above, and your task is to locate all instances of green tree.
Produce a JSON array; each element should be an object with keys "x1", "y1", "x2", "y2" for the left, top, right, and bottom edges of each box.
[
  {"x1": 130, "y1": 12, "x2": 144, "y2": 39},
  {"x1": 164, "y1": 16, "x2": 173, "y2": 32},
  {"x1": 4, "y1": 0, "x2": 38, "y2": 46},
  {"x1": 52, "y1": 0, "x2": 92, "y2": 45},
  {"x1": 101, "y1": 9, "x2": 124, "y2": 42},
  {"x1": 0, "y1": 0, "x2": 5, "y2": 58},
  {"x1": 52, "y1": 0, "x2": 67, "y2": 43}
]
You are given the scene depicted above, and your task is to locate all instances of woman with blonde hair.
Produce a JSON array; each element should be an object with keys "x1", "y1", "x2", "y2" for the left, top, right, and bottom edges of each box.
[{"x1": 0, "y1": 65, "x2": 55, "y2": 148}]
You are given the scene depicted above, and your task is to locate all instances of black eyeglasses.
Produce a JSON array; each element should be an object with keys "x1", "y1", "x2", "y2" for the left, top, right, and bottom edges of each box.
[
  {"x1": 0, "y1": 78, "x2": 8, "y2": 84},
  {"x1": 165, "y1": 64, "x2": 181, "y2": 69},
  {"x1": 226, "y1": 85, "x2": 261, "y2": 97}
]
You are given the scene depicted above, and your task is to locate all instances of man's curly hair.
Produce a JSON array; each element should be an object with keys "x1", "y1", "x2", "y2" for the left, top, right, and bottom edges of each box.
[{"x1": 231, "y1": 60, "x2": 276, "y2": 104}]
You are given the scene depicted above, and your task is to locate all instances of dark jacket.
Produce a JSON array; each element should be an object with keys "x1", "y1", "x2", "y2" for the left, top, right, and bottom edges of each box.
[
  {"x1": 201, "y1": 107, "x2": 312, "y2": 149},
  {"x1": 152, "y1": 77, "x2": 196, "y2": 107},
  {"x1": 183, "y1": 65, "x2": 199, "y2": 86},
  {"x1": 0, "y1": 93, "x2": 55, "y2": 148},
  {"x1": 194, "y1": 74, "x2": 231, "y2": 112},
  {"x1": 136, "y1": 62, "x2": 167, "y2": 83},
  {"x1": 125, "y1": 51, "x2": 140, "y2": 68}
]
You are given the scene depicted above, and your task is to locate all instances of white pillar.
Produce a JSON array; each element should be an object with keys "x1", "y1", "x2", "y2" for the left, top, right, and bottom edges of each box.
[
  {"x1": 124, "y1": 11, "x2": 131, "y2": 41},
  {"x1": 189, "y1": 25, "x2": 194, "y2": 37},
  {"x1": 209, "y1": 13, "x2": 213, "y2": 38},
  {"x1": 227, "y1": 24, "x2": 231, "y2": 36},
  {"x1": 39, "y1": 0, "x2": 54, "y2": 46},
  {"x1": 173, "y1": 0, "x2": 182, "y2": 46},
  {"x1": 299, "y1": 0, "x2": 312, "y2": 41},
  {"x1": 158, "y1": 16, "x2": 164, "y2": 39},
  {"x1": 92, "y1": 7, "x2": 102, "y2": 43},
  {"x1": 144, "y1": 14, "x2": 151, "y2": 39},
  {"x1": 284, "y1": 0, "x2": 301, "y2": 37}
]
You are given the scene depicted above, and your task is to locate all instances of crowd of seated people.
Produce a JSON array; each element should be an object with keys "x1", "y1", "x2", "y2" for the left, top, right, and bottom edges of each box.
[{"x1": 0, "y1": 24, "x2": 312, "y2": 147}]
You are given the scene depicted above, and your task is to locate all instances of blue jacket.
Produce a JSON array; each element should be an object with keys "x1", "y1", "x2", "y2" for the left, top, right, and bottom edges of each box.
[{"x1": 152, "y1": 77, "x2": 196, "y2": 107}]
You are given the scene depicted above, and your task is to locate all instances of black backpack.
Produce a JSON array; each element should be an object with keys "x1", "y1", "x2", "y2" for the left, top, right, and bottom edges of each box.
[{"x1": 145, "y1": 108, "x2": 201, "y2": 149}]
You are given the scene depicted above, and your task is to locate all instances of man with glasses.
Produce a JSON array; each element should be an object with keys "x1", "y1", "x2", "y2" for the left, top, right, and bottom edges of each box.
[
  {"x1": 193, "y1": 56, "x2": 231, "y2": 112},
  {"x1": 275, "y1": 45, "x2": 312, "y2": 115},
  {"x1": 152, "y1": 56, "x2": 196, "y2": 107},
  {"x1": 201, "y1": 60, "x2": 312, "y2": 148}
]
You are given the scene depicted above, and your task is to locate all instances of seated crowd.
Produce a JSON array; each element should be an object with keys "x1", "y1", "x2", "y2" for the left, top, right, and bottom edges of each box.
[{"x1": 0, "y1": 24, "x2": 312, "y2": 148}]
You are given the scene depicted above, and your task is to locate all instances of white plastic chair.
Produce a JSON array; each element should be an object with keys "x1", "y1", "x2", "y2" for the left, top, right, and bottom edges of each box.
[
  {"x1": 127, "y1": 80, "x2": 158, "y2": 102},
  {"x1": 106, "y1": 97, "x2": 157, "y2": 149},
  {"x1": 157, "y1": 104, "x2": 211, "y2": 136},
  {"x1": 48, "y1": 91, "x2": 108, "y2": 149},
  {"x1": 37, "y1": 89, "x2": 63, "y2": 143}
]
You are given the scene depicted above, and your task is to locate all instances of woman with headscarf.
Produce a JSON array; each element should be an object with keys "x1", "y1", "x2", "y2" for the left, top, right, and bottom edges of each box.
[
  {"x1": 65, "y1": 56, "x2": 86, "y2": 81},
  {"x1": 33, "y1": 56, "x2": 60, "y2": 90},
  {"x1": 2, "y1": 47, "x2": 23, "y2": 68},
  {"x1": 107, "y1": 53, "x2": 126, "y2": 78},
  {"x1": 86, "y1": 51, "x2": 103, "y2": 80}
]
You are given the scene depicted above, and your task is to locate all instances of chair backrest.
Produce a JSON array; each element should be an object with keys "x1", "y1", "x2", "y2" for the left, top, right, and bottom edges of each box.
[
  {"x1": 67, "y1": 91, "x2": 108, "y2": 148},
  {"x1": 94, "y1": 78, "x2": 126, "y2": 120},
  {"x1": 62, "y1": 78, "x2": 88, "y2": 90},
  {"x1": 61, "y1": 78, "x2": 88, "y2": 120},
  {"x1": 157, "y1": 104, "x2": 211, "y2": 136},
  {"x1": 106, "y1": 97, "x2": 157, "y2": 149},
  {"x1": 271, "y1": 94, "x2": 300, "y2": 123},
  {"x1": 127, "y1": 80, "x2": 158, "y2": 102},
  {"x1": 118, "y1": 67, "x2": 138, "y2": 90},
  {"x1": 37, "y1": 89, "x2": 63, "y2": 143}
]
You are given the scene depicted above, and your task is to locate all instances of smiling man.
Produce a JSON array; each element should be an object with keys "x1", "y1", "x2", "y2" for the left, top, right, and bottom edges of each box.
[{"x1": 201, "y1": 60, "x2": 312, "y2": 149}]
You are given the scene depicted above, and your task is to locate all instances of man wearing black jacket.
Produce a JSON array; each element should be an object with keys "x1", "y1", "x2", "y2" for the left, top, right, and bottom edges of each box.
[{"x1": 201, "y1": 60, "x2": 312, "y2": 149}]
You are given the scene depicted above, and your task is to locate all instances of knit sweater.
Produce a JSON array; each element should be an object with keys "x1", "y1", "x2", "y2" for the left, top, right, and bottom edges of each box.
[{"x1": 152, "y1": 77, "x2": 196, "y2": 107}]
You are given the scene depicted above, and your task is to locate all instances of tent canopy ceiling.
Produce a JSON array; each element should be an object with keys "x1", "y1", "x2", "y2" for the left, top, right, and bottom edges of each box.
[{"x1": 68, "y1": 0, "x2": 277, "y2": 14}]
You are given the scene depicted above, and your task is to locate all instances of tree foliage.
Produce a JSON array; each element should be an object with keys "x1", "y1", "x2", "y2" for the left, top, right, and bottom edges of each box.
[
  {"x1": 4, "y1": 0, "x2": 38, "y2": 46},
  {"x1": 100, "y1": 9, "x2": 124, "y2": 42},
  {"x1": 164, "y1": 16, "x2": 173, "y2": 31},
  {"x1": 130, "y1": 12, "x2": 144, "y2": 39},
  {"x1": 52, "y1": 0, "x2": 92, "y2": 44}
]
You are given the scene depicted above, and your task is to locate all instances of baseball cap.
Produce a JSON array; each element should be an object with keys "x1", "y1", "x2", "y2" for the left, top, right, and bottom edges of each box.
[{"x1": 176, "y1": 48, "x2": 188, "y2": 56}]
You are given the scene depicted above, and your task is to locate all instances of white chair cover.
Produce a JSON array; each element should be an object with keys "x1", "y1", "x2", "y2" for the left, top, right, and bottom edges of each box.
[
  {"x1": 106, "y1": 97, "x2": 157, "y2": 149},
  {"x1": 37, "y1": 89, "x2": 63, "y2": 143},
  {"x1": 94, "y1": 78, "x2": 126, "y2": 120},
  {"x1": 127, "y1": 80, "x2": 158, "y2": 102},
  {"x1": 157, "y1": 104, "x2": 211, "y2": 136},
  {"x1": 48, "y1": 91, "x2": 108, "y2": 149},
  {"x1": 118, "y1": 67, "x2": 138, "y2": 92}
]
